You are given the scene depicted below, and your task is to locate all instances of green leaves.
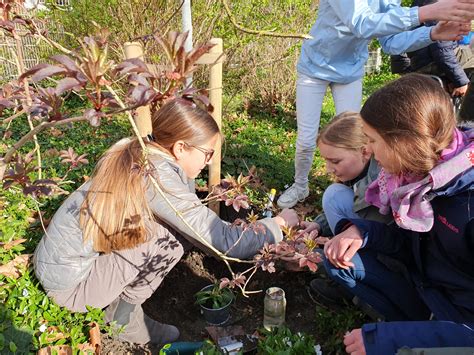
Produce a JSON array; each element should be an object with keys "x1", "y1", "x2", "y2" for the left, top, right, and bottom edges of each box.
[
  {"x1": 257, "y1": 326, "x2": 316, "y2": 355},
  {"x1": 0, "y1": 204, "x2": 105, "y2": 352},
  {"x1": 0, "y1": 270, "x2": 105, "y2": 351},
  {"x1": 195, "y1": 283, "x2": 235, "y2": 309},
  {"x1": 9, "y1": 340, "x2": 17, "y2": 352}
]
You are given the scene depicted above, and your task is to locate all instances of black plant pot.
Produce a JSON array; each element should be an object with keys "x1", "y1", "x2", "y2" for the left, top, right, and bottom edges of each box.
[
  {"x1": 219, "y1": 202, "x2": 253, "y2": 223},
  {"x1": 198, "y1": 285, "x2": 233, "y2": 325}
]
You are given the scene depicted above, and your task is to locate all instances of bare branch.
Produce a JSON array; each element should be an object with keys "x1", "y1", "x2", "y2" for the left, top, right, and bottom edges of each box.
[
  {"x1": 1, "y1": 114, "x2": 89, "y2": 166},
  {"x1": 221, "y1": 0, "x2": 312, "y2": 40},
  {"x1": 2, "y1": 108, "x2": 26, "y2": 124},
  {"x1": 12, "y1": 34, "x2": 43, "y2": 179}
]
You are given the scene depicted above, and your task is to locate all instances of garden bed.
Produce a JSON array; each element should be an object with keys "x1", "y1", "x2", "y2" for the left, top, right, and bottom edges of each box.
[
  {"x1": 102, "y1": 248, "x2": 368, "y2": 354},
  {"x1": 102, "y1": 250, "x2": 316, "y2": 354}
]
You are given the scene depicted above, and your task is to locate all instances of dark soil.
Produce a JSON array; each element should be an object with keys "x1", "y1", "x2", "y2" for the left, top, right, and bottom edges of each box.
[{"x1": 101, "y1": 250, "x2": 321, "y2": 354}]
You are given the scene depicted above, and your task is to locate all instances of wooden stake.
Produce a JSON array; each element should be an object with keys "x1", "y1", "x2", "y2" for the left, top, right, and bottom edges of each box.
[
  {"x1": 123, "y1": 42, "x2": 153, "y2": 138},
  {"x1": 207, "y1": 38, "x2": 223, "y2": 214}
]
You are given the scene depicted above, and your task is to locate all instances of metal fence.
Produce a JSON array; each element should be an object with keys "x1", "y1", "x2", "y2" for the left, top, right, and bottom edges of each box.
[{"x1": 0, "y1": 3, "x2": 67, "y2": 83}]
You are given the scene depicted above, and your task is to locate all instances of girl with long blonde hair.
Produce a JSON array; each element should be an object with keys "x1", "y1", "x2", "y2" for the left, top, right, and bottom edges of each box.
[
  {"x1": 34, "y1": 98, "x2": 299, "y2": 345},
  {"x1": 301, "y1": 111, "x2": 392, "y2": 305}
]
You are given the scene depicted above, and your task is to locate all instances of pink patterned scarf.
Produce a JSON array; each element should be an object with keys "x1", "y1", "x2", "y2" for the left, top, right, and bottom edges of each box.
[{"x1": 365, "y1": 128, "x2": 474, "y2": 232}]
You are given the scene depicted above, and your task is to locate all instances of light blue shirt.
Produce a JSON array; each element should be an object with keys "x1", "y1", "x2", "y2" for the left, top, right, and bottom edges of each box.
[{"x1": 297, "y1": 0, "x2": 434, "y2": 83}]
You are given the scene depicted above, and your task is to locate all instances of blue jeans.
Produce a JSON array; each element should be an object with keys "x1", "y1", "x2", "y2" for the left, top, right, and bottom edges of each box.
[
  {"x1": 322, "y1": 183, "x2": 359, "y2": 234},
  {"x1": 323, "y1": 249, "x2": 431, "y2": 321}
]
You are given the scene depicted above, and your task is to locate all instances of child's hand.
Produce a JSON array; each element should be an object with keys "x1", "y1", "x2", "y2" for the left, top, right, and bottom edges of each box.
[
  {"x1": 430, "y1": 20, "x2": 471, "y2": 42},
  {"x1": 324, "y1": 225, "x2": 363, "y2": 269},
  {"x1": 274, "y1": 208, "x2": 299, "y2": 228},
  {"x1": 298, "y1": 221, "x2": 320, "y2": 236}
]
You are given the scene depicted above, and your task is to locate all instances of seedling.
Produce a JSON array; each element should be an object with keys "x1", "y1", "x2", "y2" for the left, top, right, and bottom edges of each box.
[{"x1": 195, "y1": 282, "x2": 234, "y2": 310}]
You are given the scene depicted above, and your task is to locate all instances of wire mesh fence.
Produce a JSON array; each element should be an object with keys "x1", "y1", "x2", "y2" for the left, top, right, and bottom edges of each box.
[{"x1": 0, "y1": 3, "x2": 68, "y2": 83}]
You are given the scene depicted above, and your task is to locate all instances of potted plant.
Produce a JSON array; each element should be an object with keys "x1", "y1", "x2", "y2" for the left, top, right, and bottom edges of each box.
[{"x1": 195, "y1": 282, "x2": 235, "y2": 325}]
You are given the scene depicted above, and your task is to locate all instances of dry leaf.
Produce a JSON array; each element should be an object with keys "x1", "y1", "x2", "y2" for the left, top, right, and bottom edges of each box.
[
  {"x1": 45, "y1": 326, "x2": 66, "y2": 342},
  {"x1": 0, "y1": 254, "x2": 31, "y2": 279},
  {"x1": 76, "y1": 343, "x2": 96, "y2": 352},
  {"x1": 37, "y1": 345, "x2": 73, "y2": 355},
  {"x1": 294, "y1": 204, "x2": 315, "y2": 216},
  {"x1": 49, "y1": 127, "x2": 64, "y2": 137},
  {"x1": 1, "y1": 238, "x2": 27, "y2": 250},
  {"x1": 44, "y1": 148, "x2": 60, "y2": 157},
  {"x1": 38, "y1": 323, "x2": 100, "y2": 354},
  {"x1": 89, "y1": 322, "x2": 101, "y2": 353}
]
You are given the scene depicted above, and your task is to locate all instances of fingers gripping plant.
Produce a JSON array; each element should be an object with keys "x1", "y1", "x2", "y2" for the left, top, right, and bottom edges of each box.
[{"x1": 0, "y1": 3, "x2": 321, "y2": 302}]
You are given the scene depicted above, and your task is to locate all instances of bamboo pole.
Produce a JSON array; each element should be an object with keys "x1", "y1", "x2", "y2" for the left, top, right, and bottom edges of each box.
[
  {"x1": 207, "y1": 38, "x2": 223, "y2": 214},
  {"x1": 123, "y1": 42, "x2": 153, "y2": 138}
]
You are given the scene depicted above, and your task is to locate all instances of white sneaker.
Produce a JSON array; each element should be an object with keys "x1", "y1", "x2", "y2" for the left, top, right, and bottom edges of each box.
[{"x1": 277, "y1": 183, "x2": 309, "y2": 208}]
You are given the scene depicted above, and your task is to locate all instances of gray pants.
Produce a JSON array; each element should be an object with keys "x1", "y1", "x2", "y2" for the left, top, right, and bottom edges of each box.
[
  {"x1": 294, "y1": 72, "x2": 362, "y2": 188},
  {"x1": 47, "y1": 224, "x2": 184, "y2": 312}
]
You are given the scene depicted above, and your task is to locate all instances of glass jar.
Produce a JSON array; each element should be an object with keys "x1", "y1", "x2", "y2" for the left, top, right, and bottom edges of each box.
[{"x1": 263, "y1": 287, "x2": 286, "y2": 331}]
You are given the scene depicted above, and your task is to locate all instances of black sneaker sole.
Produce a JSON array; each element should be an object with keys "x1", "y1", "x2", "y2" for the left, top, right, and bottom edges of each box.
[{"x1": 306, "y1": 286, "x2": 351, "y2": 308}]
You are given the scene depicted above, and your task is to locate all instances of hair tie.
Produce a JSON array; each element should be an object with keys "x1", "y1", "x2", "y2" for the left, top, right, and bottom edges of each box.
[
  {"x1": 180, "y1": 95, "x2": 197, "y2": 108},
  {"x1": 146, "y1": 134, "x2": 156, "y2": 142}
]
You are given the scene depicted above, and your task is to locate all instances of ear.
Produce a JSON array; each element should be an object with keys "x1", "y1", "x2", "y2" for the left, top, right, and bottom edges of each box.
[
  {"x1": 361, "y1": 146, "x2": 372, "y2": 162},
  {"x1": 171, "y1": 140, "x2": 187, "y2": 161}
]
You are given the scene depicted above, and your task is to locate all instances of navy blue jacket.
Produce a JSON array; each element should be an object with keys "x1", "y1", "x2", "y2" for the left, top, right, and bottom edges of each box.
[
  {"x1": 336, "y1": 166, "x2": 474, "y2": 354},
  {"x1": 408, "y1": 41, "x2": 470, "y2": 88},
  {"x1": 408, "y1": 0, "x2": 470, "y2": 88}
]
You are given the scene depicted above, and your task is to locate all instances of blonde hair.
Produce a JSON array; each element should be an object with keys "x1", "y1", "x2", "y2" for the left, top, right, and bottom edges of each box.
[
  {"x1": 317, "y1": 111, "x2": 367, "y2": 151},
  {"x1": 80, "y1": 99, "x2": 220, "y2": 253},
  {"x1": 360, "y1": 74, "x2": 455, "y2": 176}
]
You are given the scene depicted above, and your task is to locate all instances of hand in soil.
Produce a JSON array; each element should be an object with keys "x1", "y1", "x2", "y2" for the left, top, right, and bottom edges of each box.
[{"x1": 344, "y1": 328, "x2": 366, "y2": 355}]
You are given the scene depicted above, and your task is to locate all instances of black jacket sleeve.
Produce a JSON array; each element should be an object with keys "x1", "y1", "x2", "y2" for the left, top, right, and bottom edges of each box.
[
  {"x1": 412, "y1": 0, "x2": 469, "y2": 88},
  {"x1": 429, "y1": 40, "x2": 470, "y2": 88}
]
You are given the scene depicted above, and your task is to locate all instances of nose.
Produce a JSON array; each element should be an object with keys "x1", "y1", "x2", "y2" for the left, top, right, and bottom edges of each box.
[
  {"x1": 365, "y1": 144, "x2": 374, "y2": 156},
  {"x1": 326, "y1": 162, "x2": 335, "y2": 174}
]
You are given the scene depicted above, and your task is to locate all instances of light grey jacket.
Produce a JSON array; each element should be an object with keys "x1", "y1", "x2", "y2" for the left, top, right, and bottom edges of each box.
[{"x1": 34, "y1": 148, "x2": 283, "y2": 291}]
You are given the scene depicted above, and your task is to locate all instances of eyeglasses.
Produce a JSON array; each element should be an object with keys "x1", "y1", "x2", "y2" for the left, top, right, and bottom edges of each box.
[{"x1": 185, "y1": 143, "x2": 215, "y2": 163}]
